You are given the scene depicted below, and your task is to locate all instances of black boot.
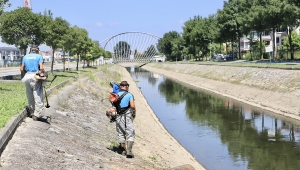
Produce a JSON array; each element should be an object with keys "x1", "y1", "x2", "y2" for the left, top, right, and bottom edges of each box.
[
  {"x1": 126, "y1": 141, "x2": 134, "y2": 158},
  {"x1": 119, "y1": 143, "x2": 126, "y2": 156}
]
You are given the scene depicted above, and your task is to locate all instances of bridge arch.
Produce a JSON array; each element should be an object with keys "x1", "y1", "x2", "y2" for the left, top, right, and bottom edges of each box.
[{"x1": 100, "y1": 32, "x2": 161, "y2": 63}]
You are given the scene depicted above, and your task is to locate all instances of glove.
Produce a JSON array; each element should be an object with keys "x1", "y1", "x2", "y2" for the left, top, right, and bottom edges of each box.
[{"x1": 132, "y1": 110, "x2": 136, "y2": 119}]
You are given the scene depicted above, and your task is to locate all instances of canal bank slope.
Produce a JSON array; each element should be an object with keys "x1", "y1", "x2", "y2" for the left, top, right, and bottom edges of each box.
[
  {"x1": 141, "y1": 63, "x2": 300, "y2": 121},
  {"x1": 0, "y1": 65, "x2": 205, "y2": 170}
]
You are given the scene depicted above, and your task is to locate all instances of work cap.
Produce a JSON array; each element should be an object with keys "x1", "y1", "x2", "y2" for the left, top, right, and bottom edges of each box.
[{"x1": 31, "y1": 45, "x2": 39, "y2": 50}]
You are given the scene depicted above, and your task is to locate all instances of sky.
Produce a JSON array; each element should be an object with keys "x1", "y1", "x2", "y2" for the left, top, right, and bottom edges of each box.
[{"x1": 1, "y1": 0, "x2": 226, "y2": 51}]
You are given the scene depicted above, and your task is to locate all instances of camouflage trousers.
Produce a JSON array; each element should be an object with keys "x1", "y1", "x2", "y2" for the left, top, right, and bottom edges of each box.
[{"x1": 116, "y1": 109, "x2": 135, "y2": 143}]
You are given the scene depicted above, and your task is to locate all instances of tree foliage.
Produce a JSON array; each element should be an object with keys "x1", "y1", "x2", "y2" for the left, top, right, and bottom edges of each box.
[
  {"x1": 64, "y1": 26, "x2": 89, "y2": 70},
  {"x1": 114, "y1": 41, "x2": 131, "y2": 59},
  {"x1": 43, "y1": 10, "x2": 70, "y2": 73},
  {"x1": 0, "y1": 7, "x2": 44, "y2": 54},
  {"x1": 157, "y1": 31, "x2": 181, "y2": 61}
]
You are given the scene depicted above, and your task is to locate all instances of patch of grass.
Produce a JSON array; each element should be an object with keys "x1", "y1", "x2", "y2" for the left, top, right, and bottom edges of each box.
[
  {"x1": 148, "y1": 155, "x2": 157, "y2": 163},
  {"x1": 0, "y1": 66, "x2": 105, "y2": 130},
  {"x1": 0, "y1": 81, "x2": 27, "y2": 128},
  {"x1": 107, "y1": 141, "x2": 119, "y2": 150}
]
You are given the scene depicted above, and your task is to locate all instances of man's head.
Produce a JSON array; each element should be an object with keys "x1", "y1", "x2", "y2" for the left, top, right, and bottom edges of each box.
[
  {"x1": 119, "y1": 81, "x2": 129, "y2": 90},
  {"x1": 30, "y1": 45, "x2": 39, "y2": 53}
]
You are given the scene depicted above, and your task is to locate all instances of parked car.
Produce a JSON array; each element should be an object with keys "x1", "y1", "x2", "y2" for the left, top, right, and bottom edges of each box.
[
  {"x1": 213, "y1": 54, "x2": 224, "y2": 61},
  {"x1": 223, "y1": 54, "x2": 237, "y2": 61}
]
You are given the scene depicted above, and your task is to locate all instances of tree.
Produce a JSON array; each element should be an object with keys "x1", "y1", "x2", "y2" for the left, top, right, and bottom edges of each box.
[
  {"x1": 90, "y1": 41, "x2": 102, "y2": 65},
  {"x1": 145, "y1": 45, "x2": 157, "y2": 59},
  {"x1": 281, "y1": 0, "x2": 300, "y2": 59},
  {"x1": 0, "y1": 0, "x2": 10, "y2": 15},
  {"x1": 246, "y1": 0, "x2": 268, "y2": 59},
  {"x1": 0, "y1": 7, "x2": 44, "y2": 55},
  {"x1": 43, "y1": 10, "x2": 70, "y2": 73},
  {"x1": 81, "y1": 38, "x2": 93, "y2": 67},
  {"x1": 263, "y1": 0, "x2": 284, "y2": 61},
  {"x1": 64, "y1": 26, "x2": 89, "y2": 70},
  {"x1": 114, "y1": 41, "x2": 131, "y2": 61},
  {"x1": 157, "y1": 31, "x2": 181, "y2": 61}
]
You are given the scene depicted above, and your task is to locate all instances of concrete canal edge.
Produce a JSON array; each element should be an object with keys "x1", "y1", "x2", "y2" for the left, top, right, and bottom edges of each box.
[{"x1": 0, "y1": 79, "x2": 72, "y2": 156}]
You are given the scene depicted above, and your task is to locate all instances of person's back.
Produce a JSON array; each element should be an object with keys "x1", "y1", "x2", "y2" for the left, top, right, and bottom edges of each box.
[
  {"x1": 20, "y1": 45, "x2": 45, "y2": 121},
  {"x1": 23, "y1": 53, "x2": 43, "y2": 72}
]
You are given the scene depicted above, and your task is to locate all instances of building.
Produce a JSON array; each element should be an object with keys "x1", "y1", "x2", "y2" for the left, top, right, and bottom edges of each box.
[
  {"x1": 239, "y1": 26, "x2": 300, "y2": 54},
  {"x1": 0, "y1": 47, "x2": 24, "y2": 61}
]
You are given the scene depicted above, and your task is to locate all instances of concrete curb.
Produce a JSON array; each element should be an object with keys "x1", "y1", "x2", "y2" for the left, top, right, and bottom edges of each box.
[{"x1": 0, "y1": 79, "x2": 73, "y2": 156}]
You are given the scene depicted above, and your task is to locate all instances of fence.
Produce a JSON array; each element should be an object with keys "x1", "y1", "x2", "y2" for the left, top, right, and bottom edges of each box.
[{"x1": 0, "y1": 60, "x2": 21, "y2": 68}]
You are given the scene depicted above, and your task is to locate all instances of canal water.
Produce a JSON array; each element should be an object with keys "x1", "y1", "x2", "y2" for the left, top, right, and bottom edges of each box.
[{"x1": 127, "y1": 66, "x2": 300, "y2": 170}]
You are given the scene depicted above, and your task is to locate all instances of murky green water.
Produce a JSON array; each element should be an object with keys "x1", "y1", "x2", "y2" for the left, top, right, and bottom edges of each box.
[{"x1": 128, "y1": 67, "x2": 300, "y2": 170}]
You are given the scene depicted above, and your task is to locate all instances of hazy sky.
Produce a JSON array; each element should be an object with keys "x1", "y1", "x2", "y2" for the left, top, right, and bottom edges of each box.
[{"x1": 1, "y1": 0, "x2": 225, "y2": 50}]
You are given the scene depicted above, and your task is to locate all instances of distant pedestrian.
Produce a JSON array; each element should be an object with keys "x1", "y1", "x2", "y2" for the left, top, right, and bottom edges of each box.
[
  {"x1": 20, "y1": 45, "x2": 46, "y2": 121},
  {"x1": 115, "y1": 81, "x2": 136, "y2": 158}
]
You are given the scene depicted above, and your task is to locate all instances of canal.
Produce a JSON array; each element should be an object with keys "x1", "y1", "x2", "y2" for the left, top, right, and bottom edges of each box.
[{"x1": 127, "y1": 66, "x2": 300, "y2": 170}]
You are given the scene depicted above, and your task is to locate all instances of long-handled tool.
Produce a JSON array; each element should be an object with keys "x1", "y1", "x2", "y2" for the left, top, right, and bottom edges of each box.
[
  {"x1": 44, "y1": 86, "x2": 50, "y2": 108},
  {"x1": 43, "y1": 75, "x2": 58, "y2": 108}
]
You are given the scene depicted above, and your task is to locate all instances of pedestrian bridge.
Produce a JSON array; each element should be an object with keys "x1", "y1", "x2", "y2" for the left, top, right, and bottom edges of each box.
[{"x1": 100, "y1": 32, "x2": 161, "y2": 63}]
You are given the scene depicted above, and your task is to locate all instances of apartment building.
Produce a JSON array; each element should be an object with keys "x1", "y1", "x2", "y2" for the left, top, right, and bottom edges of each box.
[
  {"x1": 239, "y1": 26, "x2": 300, "y2": 53},
  {"x1": 0, "y1": 47, "x2": 24, "y2": 61}
]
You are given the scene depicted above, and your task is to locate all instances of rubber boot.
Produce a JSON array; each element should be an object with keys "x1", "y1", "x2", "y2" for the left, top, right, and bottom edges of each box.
[
  {"x1": 119, "y1": 143, "x2": 126, "y2": 156},
  {"x1": 126, "y1": 141, "x2": 134, "y2": 158}
]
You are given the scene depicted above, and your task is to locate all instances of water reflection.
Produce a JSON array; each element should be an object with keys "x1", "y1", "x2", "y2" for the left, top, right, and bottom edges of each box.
[{"x1": 128, "y1": 67, "x2": 300, "y2": 170}]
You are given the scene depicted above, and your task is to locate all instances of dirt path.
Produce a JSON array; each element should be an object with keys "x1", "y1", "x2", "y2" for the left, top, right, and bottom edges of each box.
[{"x1": 0, "y1": 65, "x2": 205, "y2": 170}]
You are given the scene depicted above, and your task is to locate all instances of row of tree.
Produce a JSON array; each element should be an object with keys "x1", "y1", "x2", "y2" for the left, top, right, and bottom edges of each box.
[
  {"x1": 158, "y1": 0, "x2": 300, "y2": 61},
  {"x1": 0, "y1": 6, "x2": 112, "y2": 72},
  {"x1": 113, "y1": 41, "x2": 158, "y2": 62}
]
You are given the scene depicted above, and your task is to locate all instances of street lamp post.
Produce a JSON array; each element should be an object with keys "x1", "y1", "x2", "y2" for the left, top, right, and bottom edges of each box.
[{"x1": 204, "y1": 39, "x2": 211, "y2": 61}]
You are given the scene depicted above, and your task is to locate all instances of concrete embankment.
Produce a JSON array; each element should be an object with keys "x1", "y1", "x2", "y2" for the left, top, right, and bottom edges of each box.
[{"x1": 142, "y1": 63, "x2": 300, "y2": 121}]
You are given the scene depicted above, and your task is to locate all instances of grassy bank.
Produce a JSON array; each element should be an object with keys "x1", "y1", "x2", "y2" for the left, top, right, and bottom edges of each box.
[{"x1": 0, "y1": 65, "x2": 115, "y2": 129}]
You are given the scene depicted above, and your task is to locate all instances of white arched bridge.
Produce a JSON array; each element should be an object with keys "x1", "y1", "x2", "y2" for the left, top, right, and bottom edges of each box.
[{"x1": 100, "y1": 32, "x2": 162, "y2": 63}]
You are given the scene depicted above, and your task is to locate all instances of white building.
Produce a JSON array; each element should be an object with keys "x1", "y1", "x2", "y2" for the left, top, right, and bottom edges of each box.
[
  {"x1": 0, "y1": 47, "x2": 24, "y2": 61},
  {"x1": 239, "y1": 26, "x2": 300, "y2": 53}
]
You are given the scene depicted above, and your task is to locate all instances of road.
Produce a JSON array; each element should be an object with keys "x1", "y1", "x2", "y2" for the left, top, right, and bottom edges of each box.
[{"x1": 0, "y1": 63, "x2": 78, "y2": 77}]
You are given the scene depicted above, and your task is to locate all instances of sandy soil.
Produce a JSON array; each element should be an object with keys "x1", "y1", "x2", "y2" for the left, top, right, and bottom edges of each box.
[{"x1": 0, "y1": 65, "x2": 204, "y2": 170}]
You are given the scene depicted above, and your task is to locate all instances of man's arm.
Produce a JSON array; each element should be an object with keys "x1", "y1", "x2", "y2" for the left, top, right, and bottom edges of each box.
[
  {"x1": 130, "y1": 96, "x2": 136, "y2": 118},
  {"x1": 130, "y1": 100, "x2": 135, "y2": 111},
  {"x1": 20, "y1": 64, "x2": 25, "y2": 73},
  {"x1": 39, "y1": 63, "x2": 44, "y2": 72},
  {"x1": 38, "y1": 55, "x2": 44, "y2": 72}
]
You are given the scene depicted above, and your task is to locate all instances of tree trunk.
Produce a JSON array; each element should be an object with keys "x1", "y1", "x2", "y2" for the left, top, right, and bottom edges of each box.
[
  {"x1": 260, "y1": 32, "x2": 263, "y2": 60},
  {"x1": 63, "y1": 47, "x2": 65, "y2": 72},
  {"x1": 238, "y1": 37, "x2": 241, "y2": 60},
  {"x1": 76, "y1": 54, "x2": 79, "y2": 71},
  {"x1": 51, "y1": 48, "x2": 55, "y2": 74},
  {"x1": 231, "y1": 36, "x2": 234, "y2": 60},
  {"x1": 288, "y1": 26, "x2": 294, "y2": 60},
  {"x1": 272, "y1": 28, "x2": 277, "y2": 61}
]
